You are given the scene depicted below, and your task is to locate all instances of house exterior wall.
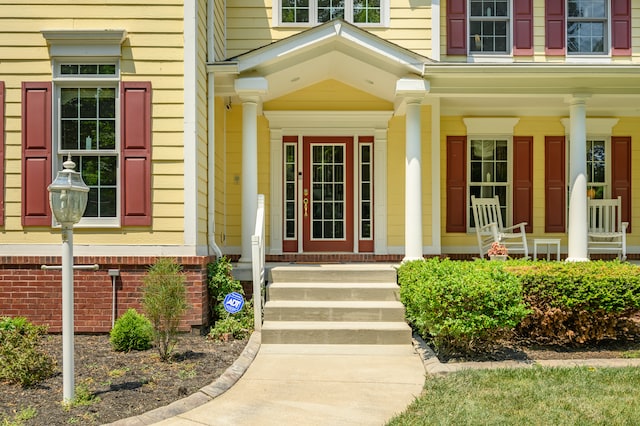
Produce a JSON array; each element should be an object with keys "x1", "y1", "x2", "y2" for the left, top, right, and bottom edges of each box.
[
  {"x1": 0, "y1": 0, "x2": 215, "y2": 333},
  {"x1": 0, "y1": 0, "x2": 187, "y2": 247},
  {"x1": 440, "y1": 114, "x2": 640, "y2": 255},
  {"x1": 441, "y1": 0, "x2": 640, "y2": 63},
  {"x1": 225, "y1": 0, "x2": 433, "y2": 59}
]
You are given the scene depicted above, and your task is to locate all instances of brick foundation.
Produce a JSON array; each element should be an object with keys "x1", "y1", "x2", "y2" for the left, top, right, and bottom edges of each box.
[{"x1": 0, "y1": 255, "x2": 214, "y2": 333}]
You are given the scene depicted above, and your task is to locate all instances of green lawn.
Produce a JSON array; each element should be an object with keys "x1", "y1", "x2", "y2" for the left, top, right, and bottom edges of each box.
[{"x1": 388, "y1": 367, "x2": 640, "y2": 425}]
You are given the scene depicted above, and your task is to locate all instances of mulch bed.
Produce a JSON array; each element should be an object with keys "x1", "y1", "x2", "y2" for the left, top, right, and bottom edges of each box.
[{"x1": 0, "y1": 334, "x2": 247, "y2": 426}]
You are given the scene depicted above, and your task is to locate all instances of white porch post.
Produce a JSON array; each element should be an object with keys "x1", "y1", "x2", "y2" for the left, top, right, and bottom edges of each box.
[
  {"x1": 567, "y1": 95, "x2": 589, "y2": 262},
  {"x1": 235, "y1": 78, "x2": 267, "y2": 263},
  {"x1": 396, "y1": 78, "x2": 429, "y2": 261}
]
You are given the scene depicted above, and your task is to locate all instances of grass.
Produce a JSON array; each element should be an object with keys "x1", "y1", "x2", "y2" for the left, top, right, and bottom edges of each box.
[{"x1": 388, "y1": 366, "x2": 640, "y2": 425}]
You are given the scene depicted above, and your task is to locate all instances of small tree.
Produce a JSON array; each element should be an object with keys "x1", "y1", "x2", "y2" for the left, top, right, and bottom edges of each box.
[{"x1": 142, "y1": 258, "x2": 189, "y2": 361}]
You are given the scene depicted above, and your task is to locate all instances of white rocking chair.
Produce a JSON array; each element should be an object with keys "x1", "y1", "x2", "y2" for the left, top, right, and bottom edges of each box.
[
  {"x1": 587, "y1": 196, "x2": 628, "y2": 261},
  {"x1": 471, "y1": 195, "x2": 529, "y2": 259}
]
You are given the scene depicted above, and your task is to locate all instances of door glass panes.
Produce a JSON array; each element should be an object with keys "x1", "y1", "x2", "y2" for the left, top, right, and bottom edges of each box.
[
  {"x1": 284, "y1": 144, "x2": 297, "y2": 239},
  {"x1": 567, "y1": 0, "x2": 606, "y2": 54},
  {"x1": 282, "y1": 0, "x2": 310, "y2": 23},
  {"x1": 311, "y1": 144, "x2": 346, "y2": 240},
  {"x1": 469, "y1": 0, "x2": 509, "y2": 53},
  {"x1": 469, "y1": 139, "x2": 508, "y2": 228},
  {"x1": 360, "y1": 144, "x2": 372, "y2": 239},
  {"x1": 587, "y1": 139, "x2": 606, "y2": 199}
]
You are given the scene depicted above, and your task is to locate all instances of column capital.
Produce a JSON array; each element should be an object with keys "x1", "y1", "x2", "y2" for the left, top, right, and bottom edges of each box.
[
  {"x1": 235, "y1": 77, "x2": 268, "y2": 103},
  {"x1": 565, "y1": 93, "x2": 591, "y2": 106},
  {"x1": 395, "y1": 78, "x2": 429, "y2": 102}
]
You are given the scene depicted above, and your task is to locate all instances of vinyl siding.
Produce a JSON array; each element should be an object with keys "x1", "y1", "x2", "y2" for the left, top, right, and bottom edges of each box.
[
  {"x1": 214, "y1": 0, "x2": 226, "y2": 60},
  {"x1": 0, "y1": 0, "x2": 186, "y2": 245},
  {"x1": 226, "y1": 0, "x2": 432, "y2": 58},
  {"x1": 197, "y1": 0, "x2": 210, "y2": 248}
]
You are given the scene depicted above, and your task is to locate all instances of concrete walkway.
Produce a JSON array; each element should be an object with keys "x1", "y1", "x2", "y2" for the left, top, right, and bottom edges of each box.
[
  {"x1": 108, "y1": 332, "x2": 426, "y2": 426},
  {"x1": 108, "y1": 332, "x2": 640, "y2": 426}
]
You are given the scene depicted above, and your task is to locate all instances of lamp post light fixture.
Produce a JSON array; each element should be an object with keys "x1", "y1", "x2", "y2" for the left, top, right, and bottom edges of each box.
[{"x1": 47, "y1": 157, "x2": 89, "y2": 402}]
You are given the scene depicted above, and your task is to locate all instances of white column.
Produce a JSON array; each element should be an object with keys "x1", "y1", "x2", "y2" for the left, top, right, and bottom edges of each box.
[
  {"x1": 235, "y1": 78, "x2": 267, "y2": 263},
  {"x1": 396, "y1": 79, "x2": 429, "y2": 261},
  {"x1": 567, "y1": 96, "x2": 589, "y2": 261},
  {"x1": 404, "y1": 99, "x2": 423, "y2": 261}
]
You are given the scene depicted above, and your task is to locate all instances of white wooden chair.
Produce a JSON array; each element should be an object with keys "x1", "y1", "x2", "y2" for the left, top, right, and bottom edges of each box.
[
  {"x1": 587, "y1": 196, "x2": 628, "y2": 260},
  {"x1": 471, "y1": 195, "x2": 529, "y2": 259}
]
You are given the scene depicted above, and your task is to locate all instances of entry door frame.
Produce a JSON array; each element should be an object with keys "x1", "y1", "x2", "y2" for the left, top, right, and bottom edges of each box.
[
  {"x1": 302, "y1": 136, "x2": 354, "y2": 252},
  {"x1": 264, "y1": 110, "x2": 393, "y2": 255}
]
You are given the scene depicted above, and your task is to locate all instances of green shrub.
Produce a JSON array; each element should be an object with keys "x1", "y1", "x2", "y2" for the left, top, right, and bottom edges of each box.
[
  {"x1": 0, "y1": 317, "x2": 56, "y2": 387},
  {"x1": 110, "y1": 309, "x2": 154, "y2": 352},
  {"x1": 142, "y1": 258, "x2": 189, "y2": 361},
  {"x1": 398, "y1": 258, "x2": 530, "y2": 356},
  {"x1": 510, "y1": 260, "x2": 640, "y2": 345},
  {"x1": 207, "y1": 257, "x2": 254, "y2": 341}
]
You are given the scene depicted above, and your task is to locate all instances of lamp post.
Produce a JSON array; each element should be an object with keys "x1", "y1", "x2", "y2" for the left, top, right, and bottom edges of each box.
[{"x1": 48, "y1": 158, "x2": 89, "y2": 402}]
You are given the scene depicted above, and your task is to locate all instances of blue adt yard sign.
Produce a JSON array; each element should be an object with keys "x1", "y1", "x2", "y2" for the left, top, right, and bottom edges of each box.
[{"x1": 223, "y1": 292, "x2": 245, "y2": 314}]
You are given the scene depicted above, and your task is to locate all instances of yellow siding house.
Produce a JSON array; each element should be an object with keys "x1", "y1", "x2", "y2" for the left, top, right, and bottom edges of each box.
[{"x1": 1, "y1": 0, "x2": 640, "y2": 331}]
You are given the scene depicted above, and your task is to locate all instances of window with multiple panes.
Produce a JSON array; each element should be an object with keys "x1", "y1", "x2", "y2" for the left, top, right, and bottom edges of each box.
[
  {"x1": 54, "y1": 63, "x2": 120, "y2": 225},
  {"x1": 469, "y1": 0, "x2": 510, "y2": 53},
  {"x1": 586, "y1": 139, "x2": 608, "y2": 199},
  {"x1": 567, "y1": 0, "x2": 607, "y2": 54},
  {"x1": 284, "y1": 143, "x2": 297, "y2": 240},
  {"x1": 278, "y1": 0, "x2": 386, "y2": 26},
  {"x1": 468, "y1": 138, "x2": 509, "y2": 228},
  {"x1": 359, "y1": 142, "x2": 372, "y2": 240}
]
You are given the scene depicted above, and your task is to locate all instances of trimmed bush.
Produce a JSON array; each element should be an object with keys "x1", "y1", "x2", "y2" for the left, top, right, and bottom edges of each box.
[
  {"x1": 110, "y1": 309, "x2": 154, "y2": 352},
  {"x1": 142, "y1": 258, "x2": 189, "y2": 361},
  {"x1": 207, "y1": 257, "x2": 254, "y2": 341},
  {"x1": 398, "y1": 258, "x2": 530, "y2": 355},
  {"x1": 0, "y1": 317, "x2": 56, "y2": 387},
  {"x1": 510, "y1": 260, "x2": 640, "y2": 345}
]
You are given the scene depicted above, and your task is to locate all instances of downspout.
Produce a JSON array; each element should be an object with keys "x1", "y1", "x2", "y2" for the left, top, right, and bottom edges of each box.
[{"x1": 207, "y1": 0, "x2": 223, "y2": 258}]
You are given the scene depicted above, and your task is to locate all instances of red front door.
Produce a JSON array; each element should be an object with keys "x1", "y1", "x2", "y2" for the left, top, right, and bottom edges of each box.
[{"x1": 302, "y1": 136, "x2": 354, "y2": 252}]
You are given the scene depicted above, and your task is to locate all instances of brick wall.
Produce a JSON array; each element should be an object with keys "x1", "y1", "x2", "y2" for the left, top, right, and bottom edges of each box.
[{"x1": 0, "y1": 255, "x2": 213, "y2": 333}]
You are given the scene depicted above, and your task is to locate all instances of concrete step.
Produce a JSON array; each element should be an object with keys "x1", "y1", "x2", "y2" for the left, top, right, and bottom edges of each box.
[
  {"x1": 263, "y1": 300, "x2": 406, "y2": 322},
  {"x1": 267, "y1": 282, "x2": 400, "y2": 302},
  {"x1": 261, "y1": 321, "x2": 413, "y2": 345},
  {"x1": 269, "y1": 264, "x2": 397, "y2": 284}
]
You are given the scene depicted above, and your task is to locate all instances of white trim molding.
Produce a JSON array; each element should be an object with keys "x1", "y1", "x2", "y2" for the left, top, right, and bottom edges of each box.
[
  {"x1": 41, "y1": 30, "x2": 127, "y2": 57},
  {"x1": 463, "y1": 117, "x2": 520, "y2": 134},
  {"x1": 560, "y1": 118, "x2": 619, "y2": 135}
]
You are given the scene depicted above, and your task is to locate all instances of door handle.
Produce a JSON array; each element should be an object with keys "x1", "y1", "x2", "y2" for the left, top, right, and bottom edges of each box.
[{"x1": 303, "y1": 188, "x2": 309, "y2": 217}]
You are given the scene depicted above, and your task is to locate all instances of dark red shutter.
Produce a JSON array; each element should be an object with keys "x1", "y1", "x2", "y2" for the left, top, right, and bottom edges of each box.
[
  {"x1": 121, "y1": 82, "x2": 152, "y2": 226},
  {"x1": 21, "y1": 82, "x2": 52, "y2": 227},
  {"x1": 612, "y1": 136, "x2": 631, "y2": 231},
  {"x1": 612, "y1": 0, "x2": 631, "y2": 56},
  {"x1": 447, "y1": 0, "x2": 467, "y2": 55},
  {"x1": 544, "y1": 136, "x2": 565, "y2": 232},
  {"x1": 513, "y1": 0, "x2": 533, "y2": 55},
  {"x1": 545, "y1": 0, "x2": 565, "y2": 55},
  {"x1": 0, "y1": 81, "x2": 4, "y2": 226},
  {"x1": 513, "y1": 136, "x2": 533, "y2": 232},
  {"x1": 446, "y1": 136, "x2": 466, "y2": 232}
]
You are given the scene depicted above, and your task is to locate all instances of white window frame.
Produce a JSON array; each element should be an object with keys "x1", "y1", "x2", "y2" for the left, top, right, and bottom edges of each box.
[
  {"x1": 566, "y1": 0, "x2": 610, "y2": 56},
  {"x1": 273, "y1": 0, "x2": 390, "y2": 27},
  {"x1": 468, "y1": 0, "x2": 512, "y2": 56},
  {"x1": 52, "y1": 59, "x2": 122, "y2": 228},
  {"x1": 466, "y1": 135, "x2": 513, "y2": 231}
]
